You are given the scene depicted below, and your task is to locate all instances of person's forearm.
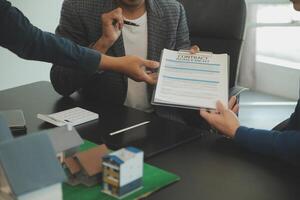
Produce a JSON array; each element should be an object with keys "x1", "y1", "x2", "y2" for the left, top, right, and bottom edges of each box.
[
  {"x1": 0, "y1": 0, "x2": 100, "y2": 74},
  {"x1": 235, "y1": 126, "x2": 300, "y2": 165},
  {"x1": 91, "y1": 36, "x2": 114, "y2": 54},
  {"x1": 100, "y1": 55, "x2": 124, "y2": 72}
]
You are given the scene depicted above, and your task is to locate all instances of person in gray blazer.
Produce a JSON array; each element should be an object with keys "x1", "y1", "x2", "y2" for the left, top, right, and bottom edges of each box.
[{"x1": 50, "y1": 0, "x2": 200, "y2": 123}]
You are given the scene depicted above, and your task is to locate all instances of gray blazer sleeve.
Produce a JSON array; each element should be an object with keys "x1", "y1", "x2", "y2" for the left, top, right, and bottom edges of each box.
[
  {"x1": 50, "y1": 0, "x2": 95, "y2": 96},
  {"x1": 175, "y1": 3, "x2": 191, "y2": 50}
]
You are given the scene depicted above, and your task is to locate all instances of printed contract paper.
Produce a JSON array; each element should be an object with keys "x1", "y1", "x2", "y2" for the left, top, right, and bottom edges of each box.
[{"x1": 152, "y1": 49, "x2": 229, "y2": 109}]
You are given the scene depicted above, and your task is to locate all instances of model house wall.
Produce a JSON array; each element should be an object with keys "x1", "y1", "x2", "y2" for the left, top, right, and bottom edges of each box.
[
  {"x1": 119, "y1": 151, "x2": 143, "y2": 187},
  {"x1": 0, "y1": 119, "x2": 66, "y2": 200},
  {"x1": 18, "y1": 183, "x2": 62, "y2": 200},
  {"x1": 102, "y1": 147, "x2": 144, "y2": 197}
]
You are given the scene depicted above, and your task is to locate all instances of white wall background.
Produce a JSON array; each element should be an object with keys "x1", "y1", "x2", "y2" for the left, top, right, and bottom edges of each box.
[
  {"x1": 238, "y1": 1, "x2": 300, "y2": 100},
  {"x1": 0, "y1": 0, "x2": 63, "y2": 91},
  {"x1": 255, "y1": 61, "x2": 300, "y2": 100}
]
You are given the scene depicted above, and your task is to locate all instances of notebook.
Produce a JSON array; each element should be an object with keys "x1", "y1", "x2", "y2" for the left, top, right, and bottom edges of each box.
[{"x1": 37, "y1": 107, "x2": 99, "y2": 127}]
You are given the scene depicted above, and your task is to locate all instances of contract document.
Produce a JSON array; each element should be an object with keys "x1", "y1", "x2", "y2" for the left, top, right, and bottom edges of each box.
[{"x1": 152, "y1": 49, "x2": 229, "y2": 110}]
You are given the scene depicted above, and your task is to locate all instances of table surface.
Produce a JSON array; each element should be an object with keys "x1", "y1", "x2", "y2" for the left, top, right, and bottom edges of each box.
[{"x1": 0, "y1": 81, "x2": 299, "y2": 200}]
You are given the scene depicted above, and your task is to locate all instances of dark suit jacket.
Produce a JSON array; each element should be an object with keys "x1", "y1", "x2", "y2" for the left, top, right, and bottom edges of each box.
[
  {"x1": 235, "y1": 99, "x2": 300, "y2": 166},
  {"x1": 50, "y1": 0, "x2": 191, "y2": 105},
  {"x1": 0, "y1": 0, "x2": 100, "y2": 74}
]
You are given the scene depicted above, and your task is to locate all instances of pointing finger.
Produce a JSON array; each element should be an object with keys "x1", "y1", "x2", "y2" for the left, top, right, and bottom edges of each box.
[
  {"x1": 228, "y1": 96, "x2": 237, "y2": 110},
  {"x1": 143, "y1": 60, "x2": 159, "y2": 69}
]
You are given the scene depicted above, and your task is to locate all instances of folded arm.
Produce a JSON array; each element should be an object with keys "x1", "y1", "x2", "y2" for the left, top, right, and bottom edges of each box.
[
  {"x1": 50, "y1": 0, "x2": 94, "y2": 96},
  {"x1": 50, "y1": 1, "x2": 126, "y2": 96}
]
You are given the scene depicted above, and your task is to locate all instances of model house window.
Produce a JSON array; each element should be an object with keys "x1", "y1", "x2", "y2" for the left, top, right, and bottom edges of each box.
[{"x1": 256, "y1": 3, "x2": 300, "y2": 69}]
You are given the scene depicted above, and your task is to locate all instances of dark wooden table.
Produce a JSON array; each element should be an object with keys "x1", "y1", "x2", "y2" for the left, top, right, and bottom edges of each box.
[{"x1": 1, "y1": 81, "x2": 299, "y2": 200}]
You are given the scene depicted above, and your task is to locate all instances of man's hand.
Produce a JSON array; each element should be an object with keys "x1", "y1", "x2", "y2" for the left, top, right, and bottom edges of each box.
[
  {"x1": 100, "y1": 55, "x2": 159, "y2": 85},
  {"x1": 200, "y1": 99, "x2": 240, "y2": 138},
  {"x1": 92, "y1": 8, "x2": 124, "y2": 53}
]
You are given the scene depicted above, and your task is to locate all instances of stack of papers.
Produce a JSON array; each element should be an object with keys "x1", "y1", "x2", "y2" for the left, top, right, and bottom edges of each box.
[{"x1": 152, "y1": 49, "x2": 229, "y2": 110}]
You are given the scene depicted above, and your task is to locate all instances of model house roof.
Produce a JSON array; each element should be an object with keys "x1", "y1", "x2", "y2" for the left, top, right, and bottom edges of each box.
[
  {"x1": 103, "y1": 147, "x2": 142, "y2": 166},
  {"x1": 64, "y1": 144, "x2": 109, "y2": 176},
  {"x1": 64, "y1": 156, "x2": 81, "y2": 175},
  {"x1": 0, "y1": 116, "x2": 13, "y2": 142},
  {"x1": 43, "y1": 126, "x2": 83, "y2": 154},
  {"x1": 0, "y1": 132, "x2": 66, "y2": 196}
]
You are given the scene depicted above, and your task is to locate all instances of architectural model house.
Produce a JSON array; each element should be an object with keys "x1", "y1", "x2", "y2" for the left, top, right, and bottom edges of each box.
[
  {"x1": 63, "y1": 144, "x2": 109, "y2": 186},
  {"x1": 0, "y1": 117, "x2": 66, "y2": 200},
  {"x1": 43, "y1": 125, "x2": 83, "y2": 162},
  {"x1": 102, "y1": 147, "x2": 144, "y2": 198}
]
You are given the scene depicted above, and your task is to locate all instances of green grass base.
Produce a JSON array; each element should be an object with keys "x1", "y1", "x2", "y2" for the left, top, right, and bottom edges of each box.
[{"x1": 63, "y1": 140, "x2": 180, "y2": 200}]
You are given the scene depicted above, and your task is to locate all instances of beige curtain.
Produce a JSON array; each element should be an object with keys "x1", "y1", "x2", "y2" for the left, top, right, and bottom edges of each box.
[
  {"x1": 238, "y1": 3, "x2": 258, "y2": 89},
  {"x1": 238, "y1": 0, "x2": 291, "y2": 89}
]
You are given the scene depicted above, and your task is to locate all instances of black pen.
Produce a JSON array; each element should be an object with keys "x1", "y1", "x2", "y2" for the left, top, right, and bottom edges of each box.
[{"x1": 124, "y1": 20, "x2": 139, "y2": 27}]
